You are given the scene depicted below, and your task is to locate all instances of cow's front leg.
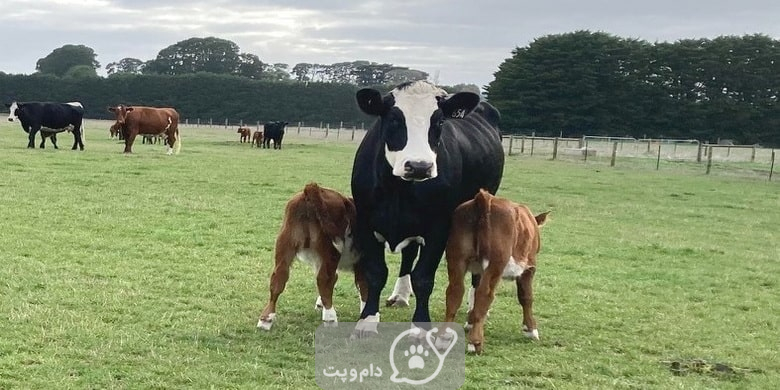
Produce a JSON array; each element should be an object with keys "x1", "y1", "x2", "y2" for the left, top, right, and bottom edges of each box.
[
  {"x1": 352, "y1": 239, "x2": 386, "y2": 339},
  {"x1": 410, "y1": 229, "x2": 448, "y2": 325},
  {"x1": 124, "y1": 131, "x2": 138, "y2": 153},
  {"x1": 50, "y1": 134, "x2": 59, "y2": 149},
  {"x1": 72, "y1": 128, "x2": 84, "y2": 150},
  {"x1": 386, "y1": 243, "x2": 417, "y2": 307},
  {"x1": 28, "y1": 127, "x2": 39, "y2": 149}
]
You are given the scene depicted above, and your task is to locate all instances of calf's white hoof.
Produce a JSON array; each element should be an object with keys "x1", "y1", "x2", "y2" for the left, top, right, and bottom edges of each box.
[
  {"x1": 257, "y1": 313, "x2": 276, "y2": 331},
  {"x1": 522, "y1": 325, "x2": 540, "y2": 340}
]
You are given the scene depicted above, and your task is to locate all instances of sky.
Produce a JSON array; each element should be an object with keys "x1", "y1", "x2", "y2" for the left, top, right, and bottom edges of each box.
[{"x1": 1, "y1": 0, "x2": 778, "y2": 88}]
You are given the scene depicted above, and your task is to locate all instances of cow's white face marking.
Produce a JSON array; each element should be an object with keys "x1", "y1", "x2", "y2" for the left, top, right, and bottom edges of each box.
[
  {"x1": 385, "y1": 83, "x2": 444, "y2": 180},
  {"x1": 6, "y1": 102, "x2": 18, "y2": 122}
]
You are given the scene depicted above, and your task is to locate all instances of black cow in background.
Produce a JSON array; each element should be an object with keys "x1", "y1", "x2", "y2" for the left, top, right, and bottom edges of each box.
[
  {"x1": 5, "y1": 101, "x2": 85, "y2": 150},
  {"x1": 262, "y1": 121, "x2": 289, "y2": 149}
]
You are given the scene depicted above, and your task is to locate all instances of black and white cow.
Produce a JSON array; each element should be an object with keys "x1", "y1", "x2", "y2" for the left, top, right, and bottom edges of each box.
[
  {"x1": 5, "y1": 101, "x2": 85, "y2": 150},
  {"x1": 262, "y1": 121, "x2": 289, "y2": 149},
  {"x1": 350, "y1": 80, "x2": 505, "y2": 334}
]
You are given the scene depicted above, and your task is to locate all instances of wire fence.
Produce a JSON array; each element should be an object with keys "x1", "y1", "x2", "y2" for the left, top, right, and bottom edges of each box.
[{"x1": 97, "y1": 117, "x2": 777, "y2": 181}]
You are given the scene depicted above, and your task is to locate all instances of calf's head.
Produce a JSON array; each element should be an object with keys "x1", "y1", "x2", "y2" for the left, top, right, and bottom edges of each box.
[
  {"x1": 356, "y1": 81, "x2": 480, "y2": 181},
  {"x1": 107, "y1": 104, "x2": 134, "y2": 125}
]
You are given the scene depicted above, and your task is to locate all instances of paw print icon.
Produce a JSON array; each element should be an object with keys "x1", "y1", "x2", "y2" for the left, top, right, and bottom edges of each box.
[
  {"x1": 405, "y1": 345, "x2": 429, "y2": 369},
  {"x1": 389, "y1": 326, "x2": 458, "y2": 385}
]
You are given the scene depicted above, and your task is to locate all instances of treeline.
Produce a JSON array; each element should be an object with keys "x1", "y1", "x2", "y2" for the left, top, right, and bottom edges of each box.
[
  {"x1": 487, "y1": 31, "x2": 780, "y2": 146},
  {"x1": 0, "y1": 72, "x2": 369, "y2": 124}
]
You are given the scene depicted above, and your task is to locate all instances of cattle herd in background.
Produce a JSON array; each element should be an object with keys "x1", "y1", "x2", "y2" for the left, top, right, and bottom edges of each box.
[
  {"x1": 4, "y1": 81, "x2": 551, "y2": 357},
  {"x1": 237, "y1": 121, "x2": 289, "y2": 149},
  {"x1": 4, "y1": 99, "x2": 288, "y2": 154}
]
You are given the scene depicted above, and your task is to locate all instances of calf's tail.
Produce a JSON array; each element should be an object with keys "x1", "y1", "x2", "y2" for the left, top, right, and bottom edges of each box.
[
  {"x1": 303, "y1": 182, "x2": 341, "y2": 239},
  {"x1": 475, "y1": 189, "x2": 493, "y2": 259}
]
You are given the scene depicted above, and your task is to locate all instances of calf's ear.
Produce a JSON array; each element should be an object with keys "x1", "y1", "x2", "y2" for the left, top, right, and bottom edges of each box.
[
  {"x1": 126, "y1": 107, "x2": 134, "y2": 112},
  {"x1": 438, "y1": 92, "x2": 481, "y2": 119},
  {"x1": 356, "y1": 88, "x2": 387, "y2": 116},
  {"x1": 107, "y1": 106, "x2": 116, "y2": 112}
]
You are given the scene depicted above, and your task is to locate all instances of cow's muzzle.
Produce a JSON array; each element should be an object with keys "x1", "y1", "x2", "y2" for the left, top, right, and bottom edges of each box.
[
  {"x1": 7, "y1": 118, "x2": 14, "y2": 122},
  {"x1": 403, "y1": 160, "x2": 434, "y2": 181}
]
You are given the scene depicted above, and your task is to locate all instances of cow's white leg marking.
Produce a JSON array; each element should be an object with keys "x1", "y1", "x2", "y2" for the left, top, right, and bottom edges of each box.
[
  {"x1": 350, "y1": 314, "x2": 380, "y2": 339},
  {"x1": 522, "y1": 324, "x2": 540, "y2": 340},
  {"x1": 360, "y1": 300, "x2": 366, "y2": 313},
  {"x1": 322, "y1": 307, "x2": 338, "y2": 327},
  {"x1": 315, "y1": 295, "x2": 324, "y2": 310},
  {"x1": 257, "y1": 313, "x2": 276, "y2": 331},
  {"x1": 386, "y1": 274, "x2": 412, "y2": 307}
]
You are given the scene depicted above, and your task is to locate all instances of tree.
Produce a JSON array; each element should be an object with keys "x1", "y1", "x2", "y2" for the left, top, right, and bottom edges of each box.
[
  {"x1": 262, "y1": 63, "x2": 291, "y2": 82},
  {"x1": 36, "y1": 44, "x2": 100, "y2": 77},
  {"x1": 63, "y1": 65, "x2": 99, "y2": 79},
  {"x1": 236, "y1": 53, "x2": 265, "y2": 79},
  {"x1": 106, "y1": 58, "x2": 145, "y2": 75},
  {"x1": 143, "y1": 37, "x2": 242, "y2": 76}
]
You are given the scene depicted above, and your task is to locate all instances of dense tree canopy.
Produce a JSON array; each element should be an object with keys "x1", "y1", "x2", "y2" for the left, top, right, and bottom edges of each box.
[
  {"x1": 36, "y1": 44, "x2": 100, "y2": 77},
  {"x1": 106, "y1": 58, "x2": 145, "y2": 75},
  {"x1": 487, "y1": 31, "x2": 780, "y2": 146}
]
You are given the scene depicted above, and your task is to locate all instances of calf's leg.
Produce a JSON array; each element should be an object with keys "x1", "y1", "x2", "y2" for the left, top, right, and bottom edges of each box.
[
  {"x1": 257, "y1": 232, "x2": 297, "y2": 330},
  {"x1": 517, "y1": 266, "x2": 539, "y2": 339}
]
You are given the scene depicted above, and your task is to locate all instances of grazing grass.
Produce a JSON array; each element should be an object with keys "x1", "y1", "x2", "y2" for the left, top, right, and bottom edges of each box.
[{"x1": 0, "y1": 121, "x2": 778, "y2": 389}]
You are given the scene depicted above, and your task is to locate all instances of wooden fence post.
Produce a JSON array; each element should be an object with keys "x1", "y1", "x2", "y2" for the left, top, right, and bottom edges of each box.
[
  {"x1": 520, "y1": 136, "x2": 525, "y2": 154},
  {"x1": 770, "y1": 150, "x2": 775, "y2": 181},
  {"x1": 351, "y1": 126, "x2": 356, "y2": 141},
  {"x1": 584, "y1": 141, "x2": 589, "y2": 162},
  {"x1": 530, "y1": 137, "x2": 535, "y2": 156},
  {"x1": 706, "y1": 145, "x2": 714, "y2": 174},
  {"x1": 697, "y1": 142, "x2": 704, "y2": 163},
  {"x1": 325, "y1": 123, "x2": 329, "y2": 138},
  {"x1": 611, "y1": 141, "x2": 618, "y2": 167},
  {"x1": 552, "y1": 137, "x2": 559, "y2": 160},
  {"x1": 508, "y1": 136, "x2": 514, "y2": 156},
  {"x1": 297, "y1": 121, "x2": 301, "y2": 134},
  {"x1": 751, "y1": 146, "x2": 756, "y2": 162},
  {"x1": 656, "y1": 144, "x2": 662, "y2": 170}
]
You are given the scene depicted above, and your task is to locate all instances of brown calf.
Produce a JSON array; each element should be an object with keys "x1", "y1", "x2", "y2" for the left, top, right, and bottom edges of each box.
[
  {"x1": 251, "y1": 130, "x2": 264, "y2": 148},
  {"x1": 107, "y1": 105, "x2": 180, "y2": 154},
  {"x1": 237, "y1": 126, "x2": 251, "y2": 143},
  {"x1": 257, "y1": 183, "x2": 366, "y2": 330},
  {"x1": 436, "y1": 189, "x2": 549, "y2": 354}
]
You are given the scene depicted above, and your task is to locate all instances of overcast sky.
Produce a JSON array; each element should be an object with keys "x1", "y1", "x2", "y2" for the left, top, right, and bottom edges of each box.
[{"x1": 1, "y1": 0, "x2": 778, "y2": 87}]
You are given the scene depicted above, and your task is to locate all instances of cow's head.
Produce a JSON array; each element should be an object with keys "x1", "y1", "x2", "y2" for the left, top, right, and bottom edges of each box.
[
  {"x1": 5, "y1": 102, "x2": 19, "y2": 122},
  {"x1": 107, "y1": 104, "x2": 134, "y2": 125},
  {"x1": 356, "y1": 81, "x2": 480, "y2": 181}
]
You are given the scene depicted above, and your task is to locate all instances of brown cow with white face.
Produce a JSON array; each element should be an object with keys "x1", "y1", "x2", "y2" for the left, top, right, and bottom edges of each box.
[
  {"x1": 435, "y1": 189, "x2": 549, "y2": 354},
  {"x1": 107, "y1": 104, "x2": 180, "y2": 154}
]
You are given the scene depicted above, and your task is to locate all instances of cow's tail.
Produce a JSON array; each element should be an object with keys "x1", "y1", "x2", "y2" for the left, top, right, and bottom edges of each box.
[
  {"x1": 475, "y1": 189, "x2": 493, "y2": 260},
  {"x1": 303, "y1": 182, "x2": 341, "y2": 239},
  {"x1": 172, "y1": 118, "x2": 182, "y2": 154}
]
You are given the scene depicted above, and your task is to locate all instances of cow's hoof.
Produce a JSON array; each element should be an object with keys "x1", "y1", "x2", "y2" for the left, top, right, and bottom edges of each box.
[
  {"x1": 315, "y1": 296, "x2": 324, "y2": 310},
  {"x1": 257, "y1": 314, "x2": 276, "y2": 331},
  {"x1": 434, "y1": 333, "x2": 454, "y2": 351},
  {"x1": 385, "y1": 296, "x2": 410, "y2": 307},
  {"x1": 350, "y1": 315, "x2": 380, "y2": 340},
  {"x1": 522, "y1": 325, "x2": 540, "y2": 340},
  {"x1": 467, "y1": 342, "x2": 483, "y2": 354}
]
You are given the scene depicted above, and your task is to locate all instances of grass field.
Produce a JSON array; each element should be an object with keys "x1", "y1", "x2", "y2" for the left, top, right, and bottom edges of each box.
[{"x1": 0, "y1": 121, "x2": 778, "y2": 389}]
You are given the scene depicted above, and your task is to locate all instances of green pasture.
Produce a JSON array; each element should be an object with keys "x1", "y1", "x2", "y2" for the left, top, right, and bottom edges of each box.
[{"x1": 0, "y1": 121, "x2": 778, "y2": 389}]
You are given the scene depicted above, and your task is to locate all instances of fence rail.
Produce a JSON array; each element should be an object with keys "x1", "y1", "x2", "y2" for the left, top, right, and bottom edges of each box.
[{"x1": 104, "y1": 117, "x2": 775, "y2": 181}]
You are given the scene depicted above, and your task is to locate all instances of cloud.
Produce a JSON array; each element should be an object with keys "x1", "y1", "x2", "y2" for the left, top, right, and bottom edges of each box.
[{"x1": 1, "y1": 0, "x2": 778, "y2": 87}]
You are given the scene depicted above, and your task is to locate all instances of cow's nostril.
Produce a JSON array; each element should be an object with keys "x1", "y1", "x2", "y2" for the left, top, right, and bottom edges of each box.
[{"x1": 404, "y1": 161, "x2": 434, "y2": 179}]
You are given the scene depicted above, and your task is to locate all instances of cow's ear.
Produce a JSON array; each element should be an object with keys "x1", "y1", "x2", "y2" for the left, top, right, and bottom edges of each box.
[
  {"x1": 126, "y1": 107, "x2": 134, "y2": 112},
  {"x1": 438, "y1": 92, "x2": 480, "y2": 119},
  {"x1": 107, "y1": 106, "x2": 116, "y2": 112},
  {"x1": 356, "y1": 88, "x2": 387, "y2": 116}
]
